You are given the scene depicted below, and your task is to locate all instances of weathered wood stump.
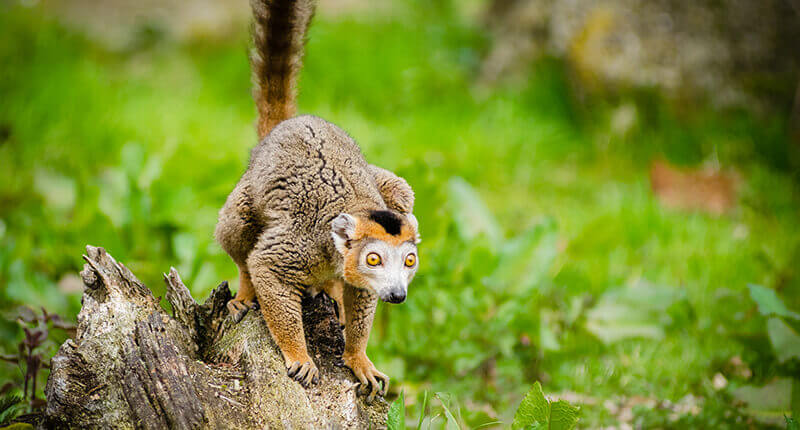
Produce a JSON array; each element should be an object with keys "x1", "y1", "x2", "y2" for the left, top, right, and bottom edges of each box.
[{"x1": 43, "y1": 246, "x2": 389, "y2": 429}]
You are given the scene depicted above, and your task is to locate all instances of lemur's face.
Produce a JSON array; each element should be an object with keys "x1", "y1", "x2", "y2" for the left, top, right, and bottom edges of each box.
[{"x1": 331, "y1": 210, "x2": 420, "y2": 303}]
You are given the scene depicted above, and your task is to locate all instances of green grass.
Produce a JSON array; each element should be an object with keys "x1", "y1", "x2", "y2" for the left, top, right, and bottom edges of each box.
[{"x1": 1, "y1": 2, "x2": 799, "y2": 427}]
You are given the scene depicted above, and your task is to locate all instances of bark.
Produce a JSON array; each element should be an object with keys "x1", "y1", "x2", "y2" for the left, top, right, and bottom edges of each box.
[{"x1": 43, "y1": 246, "x2": 389, "y2": 429}]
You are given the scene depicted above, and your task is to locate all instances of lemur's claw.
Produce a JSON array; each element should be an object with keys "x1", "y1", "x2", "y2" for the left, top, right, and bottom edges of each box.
[
  {"x1": 287, "y1": 360, "x2": 319, "y2": 387},
  {"x1": 343, "y1": 353, "x2": 389, "y2": 403},
  {"x1": 287, "y1": 361, "x2": 300, "y2": 378}
]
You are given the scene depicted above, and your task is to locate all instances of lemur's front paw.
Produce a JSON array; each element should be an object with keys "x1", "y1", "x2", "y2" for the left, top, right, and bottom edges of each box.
[
  {"x1": 286, "y1": 358, "x2": 319, "y2": 387},
  {"x1": 343, "y1": 352, "x2": 388, "y2": 404},
  {"x1": 226, "y1": 299, "x2": 257, "y2": 323}
]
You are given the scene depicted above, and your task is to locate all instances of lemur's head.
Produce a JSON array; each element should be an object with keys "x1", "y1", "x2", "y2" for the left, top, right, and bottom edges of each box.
[{"x1": 331, "y1": 210, "x2": 420, "y2": 304}]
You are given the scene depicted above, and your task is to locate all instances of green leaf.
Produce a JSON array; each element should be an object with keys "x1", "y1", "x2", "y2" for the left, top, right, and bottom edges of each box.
[
  {"x1": 172, "y1": 232, "x2": 197, "y2": 278},
  {"x1": 447, "y1": 177, "x2": 503, "y2": 251},
  {"x1": 387, "y1": 391, "x2": 405, "y2": 430},
  {"x1": 0, "y1": 394, "x2": 23, "y2": 426},
  {"x1": 548, "y1": 400, "x2": 579, "y2": 430},
  {"x1": 513, "y1": 383, "x2": 579, "y2": 430},
  {"x1": 98, "y1": 167, "x2": 131, "y2": 228},
  {"x1": 512, "y1": 382, "x2": 549, "y2": 430},
  {"x1": 748, "y1": 284, "x2": 800, "y2": 320},
  {"x1": 436, "y1": 393, "x2": 462, "y2": 430},
  {"x1": 120, "y1": 142, "x2": 146, "y2": 177},
  {"x1": 768, "y1": 318, "x2": 800, "y2": 363},
  {"x1": 490, "y1": 220, "x2": 558, "y2": 295},
  {"x1": 539, "y1": 312, "x2": 562, "y2": 352},
  {"x1": 417, "y1": 390, "x2": 428, "y2": 430},
  {"x1": 33, "y1": 168, "x2": 76, "y2": 214},
  {"x1": 786, "y1": 415, "x2": 799, "y2": 430},
  {"x1": 585, "y1": 282, "x2": 682, "y2": 344}
]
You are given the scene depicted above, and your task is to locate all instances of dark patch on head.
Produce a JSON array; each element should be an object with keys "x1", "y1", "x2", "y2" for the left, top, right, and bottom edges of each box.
[{"x1": 368, "y1": 210, "x2": 403, "y2": 236}]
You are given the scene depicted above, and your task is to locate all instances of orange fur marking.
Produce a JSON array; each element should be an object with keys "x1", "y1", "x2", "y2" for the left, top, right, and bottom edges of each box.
[{"x1": 354, "y1": 219, "x2": 416, "y2": 246}]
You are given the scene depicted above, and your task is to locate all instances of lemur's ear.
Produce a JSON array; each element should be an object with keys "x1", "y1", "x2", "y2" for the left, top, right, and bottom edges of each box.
[
  {"x1": 331, "y1": 213, "x2": 357, "y2": 253},
  {"x1": 406, "y1": 213, "x2": 421, "y2": 244}
]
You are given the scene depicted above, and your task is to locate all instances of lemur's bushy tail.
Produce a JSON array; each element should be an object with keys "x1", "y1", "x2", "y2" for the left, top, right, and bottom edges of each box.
[{"x1": 250, "y1": 0, "x2": 316, "y2": 139}]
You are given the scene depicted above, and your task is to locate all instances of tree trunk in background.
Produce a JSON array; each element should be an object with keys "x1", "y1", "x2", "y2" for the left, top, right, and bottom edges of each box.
[
  {"x1": 790, "y1": 0, "x2": 800, "y2": 147},
  {"x1": 43, "y1": 246, "x2": 388, "y2": 429},
  {"x1": 481, "y1": 0, "x2": 800, "y2": 110}
]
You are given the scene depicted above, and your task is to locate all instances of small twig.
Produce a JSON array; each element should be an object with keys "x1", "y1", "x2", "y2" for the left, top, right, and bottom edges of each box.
[
  {"x1": 215, "y1": 392, "x2": 244, "y2": 407},
  {"x1": 345, "y1": 382, "x2": 360, "y2": 394}
]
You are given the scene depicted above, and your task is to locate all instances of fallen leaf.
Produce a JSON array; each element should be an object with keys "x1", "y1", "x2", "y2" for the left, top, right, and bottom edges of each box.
[
  {"x1": 649, "y1": 160, "x2": 737, "y2": 215},
  {"x1": 748, "y1": 284, "x2": 800, "y2": 320}
]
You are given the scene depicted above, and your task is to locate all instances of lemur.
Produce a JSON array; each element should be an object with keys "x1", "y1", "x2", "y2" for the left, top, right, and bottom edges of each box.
[{"x1": 214, "y1": 0, "x2": 420, "y2": 402}]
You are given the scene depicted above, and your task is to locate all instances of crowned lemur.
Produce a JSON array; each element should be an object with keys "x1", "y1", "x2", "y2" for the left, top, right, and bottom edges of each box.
[{"x1": 214, "y1": 0, "x2": 420, "y2": 403}]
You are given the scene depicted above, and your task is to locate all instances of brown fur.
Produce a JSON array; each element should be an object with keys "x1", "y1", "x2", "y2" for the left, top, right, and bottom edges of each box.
[{"x1": 342, "y1": 239, "x2": 369, "y2": 290}]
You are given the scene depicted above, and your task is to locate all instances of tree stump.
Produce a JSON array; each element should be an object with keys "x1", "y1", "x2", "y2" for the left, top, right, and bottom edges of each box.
[{"x1": 43, "y1": 246, "x2": 389, "y2": 429}]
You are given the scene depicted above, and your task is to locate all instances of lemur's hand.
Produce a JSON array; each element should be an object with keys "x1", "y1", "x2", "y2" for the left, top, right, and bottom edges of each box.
[
  {"x1": 343, "y1": 352, "x2": 388, "y2": 403},
  {"x1": 286, "y1": 357, "x2": 319, "y2": 387},
  {"x1": 226, "y1": 298, "x2": 258, "y2": 323}
]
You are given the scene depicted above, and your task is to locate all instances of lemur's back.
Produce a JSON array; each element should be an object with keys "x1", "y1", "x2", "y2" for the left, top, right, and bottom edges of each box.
[
  {"x1": 215, "y1": 115, "x2": 384, "y2": 266},
  {"x1": 252, "y1": 115, "x2": 384, "y2": 222}
]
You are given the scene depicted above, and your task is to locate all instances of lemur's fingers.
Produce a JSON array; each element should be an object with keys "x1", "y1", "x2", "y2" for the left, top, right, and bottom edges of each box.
[
  {"x1": 287, "y1": 361, "x2": 318, "y2": 387},
  {"x1": 301, "y1": 363, "x2": 318, "y2": 386},
  {"x1": 225, "y1": 300, "x2": 240, "y2": 314},
  {"x1": 343, "y1": 353, "x2": 388, "y2": 401},
  {"x1": 233, "y1": 309, "x2": 248, "y2": 323},
  {"x1": 351, "y1": 369, "x2": 369, "y2": 396},
  {"x1": 287, "y1": 361, "x2": 303, "y2": 378},
  {"x1": 365, "y1": 373, "x2": 381, "y2": 404},
  {"x1": 226, "y1": 299, "x2": 255, "y2": 323}
]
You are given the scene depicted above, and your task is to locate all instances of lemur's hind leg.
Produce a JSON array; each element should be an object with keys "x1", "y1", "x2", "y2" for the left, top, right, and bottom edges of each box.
[
  {"x1": 216, "y1": 183, "x2": 264, "y2": 322},
  {"x1": 227, "y1": 264, "x2": 258, "y2": 323},
  {"x1": 248, "y1": 232, "x2": 318, "y2": 386}
]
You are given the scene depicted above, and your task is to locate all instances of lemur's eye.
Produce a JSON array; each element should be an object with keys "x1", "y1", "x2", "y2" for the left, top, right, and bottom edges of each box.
[
  {"x1": 404, "y1": 253, "x2": 417, "y2": 267},
  {"x1": 365, "y1": 252, "x2": 382, "y2": 266}
]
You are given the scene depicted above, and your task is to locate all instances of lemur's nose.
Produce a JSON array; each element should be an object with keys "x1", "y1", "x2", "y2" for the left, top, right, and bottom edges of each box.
[{"x1": 386, "y1": 291, "x2": 406, "y2": 304}]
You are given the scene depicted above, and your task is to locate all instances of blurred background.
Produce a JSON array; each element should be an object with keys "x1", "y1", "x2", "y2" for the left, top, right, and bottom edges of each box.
[{"x1": 1, "y1": 0, "x2": 799, "y2": 427}]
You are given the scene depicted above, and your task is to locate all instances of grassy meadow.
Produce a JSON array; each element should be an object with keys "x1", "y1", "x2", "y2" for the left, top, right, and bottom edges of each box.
[{"x1": 1, "y1": 1, "x2": 799, "y2": 428}]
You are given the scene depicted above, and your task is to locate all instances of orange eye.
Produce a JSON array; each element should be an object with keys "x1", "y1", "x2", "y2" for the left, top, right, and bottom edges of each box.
[
  {"x1": 404, "y1": 253, "x2": 417, "y2": 267},
  {"x1": 366, "y1": 252, "x2": 382, "y2": 266}
]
